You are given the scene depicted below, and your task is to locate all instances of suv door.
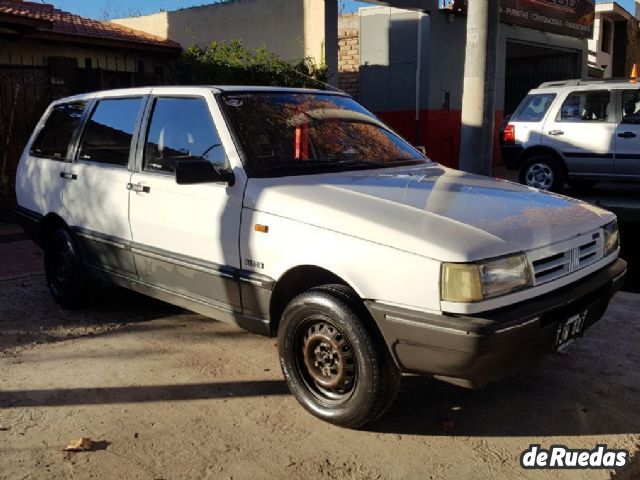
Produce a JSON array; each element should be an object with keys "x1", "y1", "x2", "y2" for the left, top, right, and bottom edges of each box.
[
  {"x1": 614, "y1": 88, "x2": 640, "y2": 176},
  {"x1": 128, "y1": 93, "x2": 243, "y2": 311},
  {"x1": 542, "y1": 89, "x2": 615, "y2": 175},
  {"x1": 63, "y1": 96, "x2": 146, "y2": 276}
]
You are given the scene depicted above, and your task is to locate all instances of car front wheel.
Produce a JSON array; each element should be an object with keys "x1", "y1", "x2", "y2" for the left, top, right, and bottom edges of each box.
[{"x1": 278, "y1": 285, "x2": 400, "y2": 428}]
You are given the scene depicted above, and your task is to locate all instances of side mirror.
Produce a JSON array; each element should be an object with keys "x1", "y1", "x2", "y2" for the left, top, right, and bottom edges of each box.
[
  {"x1": 415, "y1": 145, "x2": 427, "y2": 156},
  {"x1": 175, "y1": 160, "x2": 235, "y2": 186}
]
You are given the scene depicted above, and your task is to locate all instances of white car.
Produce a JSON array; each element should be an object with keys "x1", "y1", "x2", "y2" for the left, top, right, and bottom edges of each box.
[
  {"x1": 502, "y1": 79, "x2": 640, "y2": 192},
  {"x1": 15, "y1": 86, "x2": 626, "y2": 428}
]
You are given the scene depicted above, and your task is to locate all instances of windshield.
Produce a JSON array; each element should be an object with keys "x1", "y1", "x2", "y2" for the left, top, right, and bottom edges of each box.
[{"x1": 219, "y1": 92, "x2": 427, "y2": 177}]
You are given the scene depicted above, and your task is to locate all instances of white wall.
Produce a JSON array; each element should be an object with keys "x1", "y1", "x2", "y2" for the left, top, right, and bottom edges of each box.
[
  {"x1": 112, "y1": 0, "x2": 325, "y2": 62},
  {"x1": 588, "y1": 16, "x2": 614, "y2": 78}
]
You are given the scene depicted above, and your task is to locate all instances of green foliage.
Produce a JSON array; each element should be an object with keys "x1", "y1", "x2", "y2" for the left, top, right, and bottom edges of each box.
[{"x1": 172, "y1": 40, "x2": 331, "y2": 88}]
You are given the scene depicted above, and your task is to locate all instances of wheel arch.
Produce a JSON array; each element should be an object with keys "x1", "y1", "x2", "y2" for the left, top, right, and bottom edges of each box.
[
  {"x1": 269, "y1": 264, "x2": 361, "y2": 335},
  {"x1": 40, "y1": 213, "x2": 69, "y2": 242},
  {"x1": 520, "y1": 146, "x2": 568, "y2": 175}
]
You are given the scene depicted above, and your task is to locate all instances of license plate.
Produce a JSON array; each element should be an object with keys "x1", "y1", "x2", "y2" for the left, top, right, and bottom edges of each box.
[{"x1": 554, "y1": 310, "x2": 588, "y2": 351}]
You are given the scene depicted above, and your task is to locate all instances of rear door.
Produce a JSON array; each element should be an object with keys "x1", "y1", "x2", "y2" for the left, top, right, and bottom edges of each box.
[
  {"x1": 127, "y1": 92, "x2": 243, "y2": 311},
  {"x1": 614, "y1": 88, "x2": 640, "y2": 176},
  {"x1": 63, "y1": 95, "x2": 147, "y2": 276},
  {"x1": 18, "y1": 101, "x2": 89, "y2": 217},
  {"x1": 542, "y1": 89, "x2": 615, "y2": 175}
]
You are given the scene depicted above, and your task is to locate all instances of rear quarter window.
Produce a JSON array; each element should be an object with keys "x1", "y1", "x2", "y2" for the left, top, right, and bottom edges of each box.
[
  {"x1": 511, "y1": 94, "x2": 556, "y2": 123},
  {"x1": 30, "y1": 102, "x2": 87, "y2": 160}
]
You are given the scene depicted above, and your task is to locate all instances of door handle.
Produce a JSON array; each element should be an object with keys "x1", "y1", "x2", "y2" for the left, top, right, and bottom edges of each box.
[
  {"x1": 548, "y1": 130, "x2": 564, "y2": 136},
  {"x1": 618, "y1": 132, "x2": 637, "y2": 139},
  {"x1": 127, "y1": 183, "x2": 151, "y2": 194},
  {"x1": 59, "y1": 172, "x2": 78, "y2": 180}
]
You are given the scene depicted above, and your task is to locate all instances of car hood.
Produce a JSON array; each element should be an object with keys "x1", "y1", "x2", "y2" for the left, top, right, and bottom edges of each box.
[{"x1": 243, "y1": 164, "x2": 616, "y2": 262}]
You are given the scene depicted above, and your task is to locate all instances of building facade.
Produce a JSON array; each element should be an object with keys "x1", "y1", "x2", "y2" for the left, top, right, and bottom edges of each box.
[
  {"x1": 357, "y1": 4, "x2": 591, "y2": 167},
  {"x1": 588, "y1": 2, "x2": 639, "y2": 79},
  {"x1": 111, "y1": 0, "x2": 327, "y2": 64}
]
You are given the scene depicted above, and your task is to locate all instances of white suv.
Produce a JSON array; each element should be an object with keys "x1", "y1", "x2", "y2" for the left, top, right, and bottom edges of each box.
[
  {"x1": 15, "y1": 86, "x2": 626, "y2": 428},
  {"x1": 502, "y1": 79, "x2": 640, "y2": 192}
]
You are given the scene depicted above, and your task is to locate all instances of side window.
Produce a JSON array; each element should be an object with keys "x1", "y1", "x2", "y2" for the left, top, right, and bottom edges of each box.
[
  {"x1": 511, "y1": 94, "x2": 555, "y2": 122},
  {"x1": 77, "y1": 97, "x2": 143, "y2": 167},
  {"x1": 143, "y1": 97, "x2": 227, "y2": 174},
  {"x1": 621, "y1": 90, "x2": 640, "y2": 124},
  {"x1": 558, "y1": 90, "x2": 611, "y2": 122},
  {"x1": 31, "y1": 102, "x2": 87, "y2": 160}
]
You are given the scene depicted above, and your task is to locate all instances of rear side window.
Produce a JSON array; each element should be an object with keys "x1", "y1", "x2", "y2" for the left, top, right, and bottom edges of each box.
[
  {"x1": 143, "y1": 97, "x2": 227, "y2": 174},
  {"x1": 511, "y1": 94, "x2": 555, "y2": 122},
  {"x1": 559, "y1": 90, "x2": 611, "y2": 122},
  {"x1": 77, "y1": 97, "x2": 143, "y2": 167},
  {"x1": 31, "y1": 102, "x2": 87, "y2": 160}
]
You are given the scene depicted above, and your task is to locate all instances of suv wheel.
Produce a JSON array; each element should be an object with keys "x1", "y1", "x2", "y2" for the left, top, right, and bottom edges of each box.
[
  {"x1": 278, "y1": 285, "x2": 400, "y2": 428},
  {"x1": 44, "y1": 227, "x2": 94, "y2": 309},
  {"x1": 519, "y1": 156, "x2": 564, "y2": 192}
]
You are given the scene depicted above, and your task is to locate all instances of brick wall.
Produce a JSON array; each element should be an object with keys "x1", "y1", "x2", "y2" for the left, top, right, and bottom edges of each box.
[{"x1": 338, "y1": 14, "x2": 359, "y2": 98}]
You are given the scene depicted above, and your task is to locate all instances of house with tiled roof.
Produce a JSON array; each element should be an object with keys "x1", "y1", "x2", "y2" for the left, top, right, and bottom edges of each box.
[
  {"x1": 0, "y1": 1, "x2": 182, "y2": 197},
  {"x1": 0, "y1": 0, "x2": 181, "y2": 79}
]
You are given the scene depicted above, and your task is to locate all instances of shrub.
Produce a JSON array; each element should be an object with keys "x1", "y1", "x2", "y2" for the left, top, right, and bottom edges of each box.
[{"x1": 172, "y1": 40, "x2": 331, "y2": 88}]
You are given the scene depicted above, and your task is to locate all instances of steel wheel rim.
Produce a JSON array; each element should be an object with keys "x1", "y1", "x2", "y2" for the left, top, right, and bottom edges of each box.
[
  {"x1": 295, "y1": 316, "x2": 357, "y2": 404},
  {"x1": 525, "y1": 163, "x2": 554, "y2": 190}
]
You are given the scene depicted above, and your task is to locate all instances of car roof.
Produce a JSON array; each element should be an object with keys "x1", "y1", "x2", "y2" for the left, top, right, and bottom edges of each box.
[
  {"x1": 50, "y1": 85, "x2": 348, "y2": 105},
  {"x1": 531, "y1": 79, "x2": 640, "y2": 94}
]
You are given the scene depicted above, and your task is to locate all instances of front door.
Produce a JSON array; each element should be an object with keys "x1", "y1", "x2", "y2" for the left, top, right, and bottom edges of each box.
[
  {"x1": 543, "y1": 89, "x2": 615, "y2": 175},
  {"x1": 63, "y1": 96, "x2": 145, "y2": 276},
  {"x1": 128, "y1": 94, "x2": 243, "y2": 311},
  {"x1": 614, "y1": 88, "x2": 640, "y2": 176}
]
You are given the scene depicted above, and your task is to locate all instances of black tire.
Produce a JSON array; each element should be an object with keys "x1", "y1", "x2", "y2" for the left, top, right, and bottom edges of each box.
[
  {"x1": 278, "y1": 284, "x2": 400, "y2": 428},
  {"x1": 519, "y1": 155, "x2": 565, "y2": 192},
  {"x1": 44, "y1": 227, "x2": 94, "y2": 309},
  {"x1": 566, "y1": 179, "x2": 599, "y2": 192}
]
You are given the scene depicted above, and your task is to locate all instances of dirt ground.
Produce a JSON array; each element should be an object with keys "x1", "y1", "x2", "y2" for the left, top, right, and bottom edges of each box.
[{"x1": 1, "y1": 229, "x2": 639, "y2": 480}]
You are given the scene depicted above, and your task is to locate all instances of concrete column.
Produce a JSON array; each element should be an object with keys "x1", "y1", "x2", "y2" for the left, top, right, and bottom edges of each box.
[
  {"x1": 325, "y1": 0, "x2": 339, "y2": 86},
  {"x1": 459, "y1": 0, "x2": 500, "y2": 176}
]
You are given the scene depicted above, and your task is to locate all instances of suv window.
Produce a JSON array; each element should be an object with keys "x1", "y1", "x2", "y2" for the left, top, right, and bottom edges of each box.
[
  {"x1": 31, "y1": 102, "x2": 87, "y2": 160},
  {"x1": 511, "y1": 94, "x2": 555, "y2": 122},
  {"x1": 143, "y1": 97, "x2": 227, "y2": 174},
  {"x1": 621, "y1": 90, "x2": 640, "y2": 124},
  {"x1": 77, "y1": 97, "x2": 143, "y2": 167},
  {"x1": 558, "y1": 90, "x2": 611, "y2": 122}
]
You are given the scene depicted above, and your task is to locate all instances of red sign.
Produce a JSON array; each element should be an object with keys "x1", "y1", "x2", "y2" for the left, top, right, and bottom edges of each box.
[{"x1": 500, "y1": 0, "x2": 595, "y2": 39}]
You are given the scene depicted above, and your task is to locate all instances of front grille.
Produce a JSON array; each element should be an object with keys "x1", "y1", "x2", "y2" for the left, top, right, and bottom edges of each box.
[{"x1": 529, "y1": 230, "x2": 604, "y2": 286}]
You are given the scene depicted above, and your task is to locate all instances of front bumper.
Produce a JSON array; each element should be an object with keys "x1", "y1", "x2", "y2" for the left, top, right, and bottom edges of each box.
[{"x1": 367, "y1": 258, "x2": 627, "y2": 388}]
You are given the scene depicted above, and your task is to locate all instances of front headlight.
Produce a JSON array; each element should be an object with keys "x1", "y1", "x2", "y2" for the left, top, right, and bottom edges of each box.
[
  {"x1": 441, "y1": 253, "x2": 533, "y2": 303},
  {"x1": 603, "y1": 220, "x2": 619, "y2": 257}
]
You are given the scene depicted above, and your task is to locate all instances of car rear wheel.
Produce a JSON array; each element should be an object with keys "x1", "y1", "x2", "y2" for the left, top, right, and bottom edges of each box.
[
  {"x1": 44, "y1": 227, "x2": 94, "y2": 309},
  {"x1": 519, "y1": 156, "x2": 565, "y2": 192},
  {"x1": 278, "y1": 284, "x2": 400, "y2": 428}
]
